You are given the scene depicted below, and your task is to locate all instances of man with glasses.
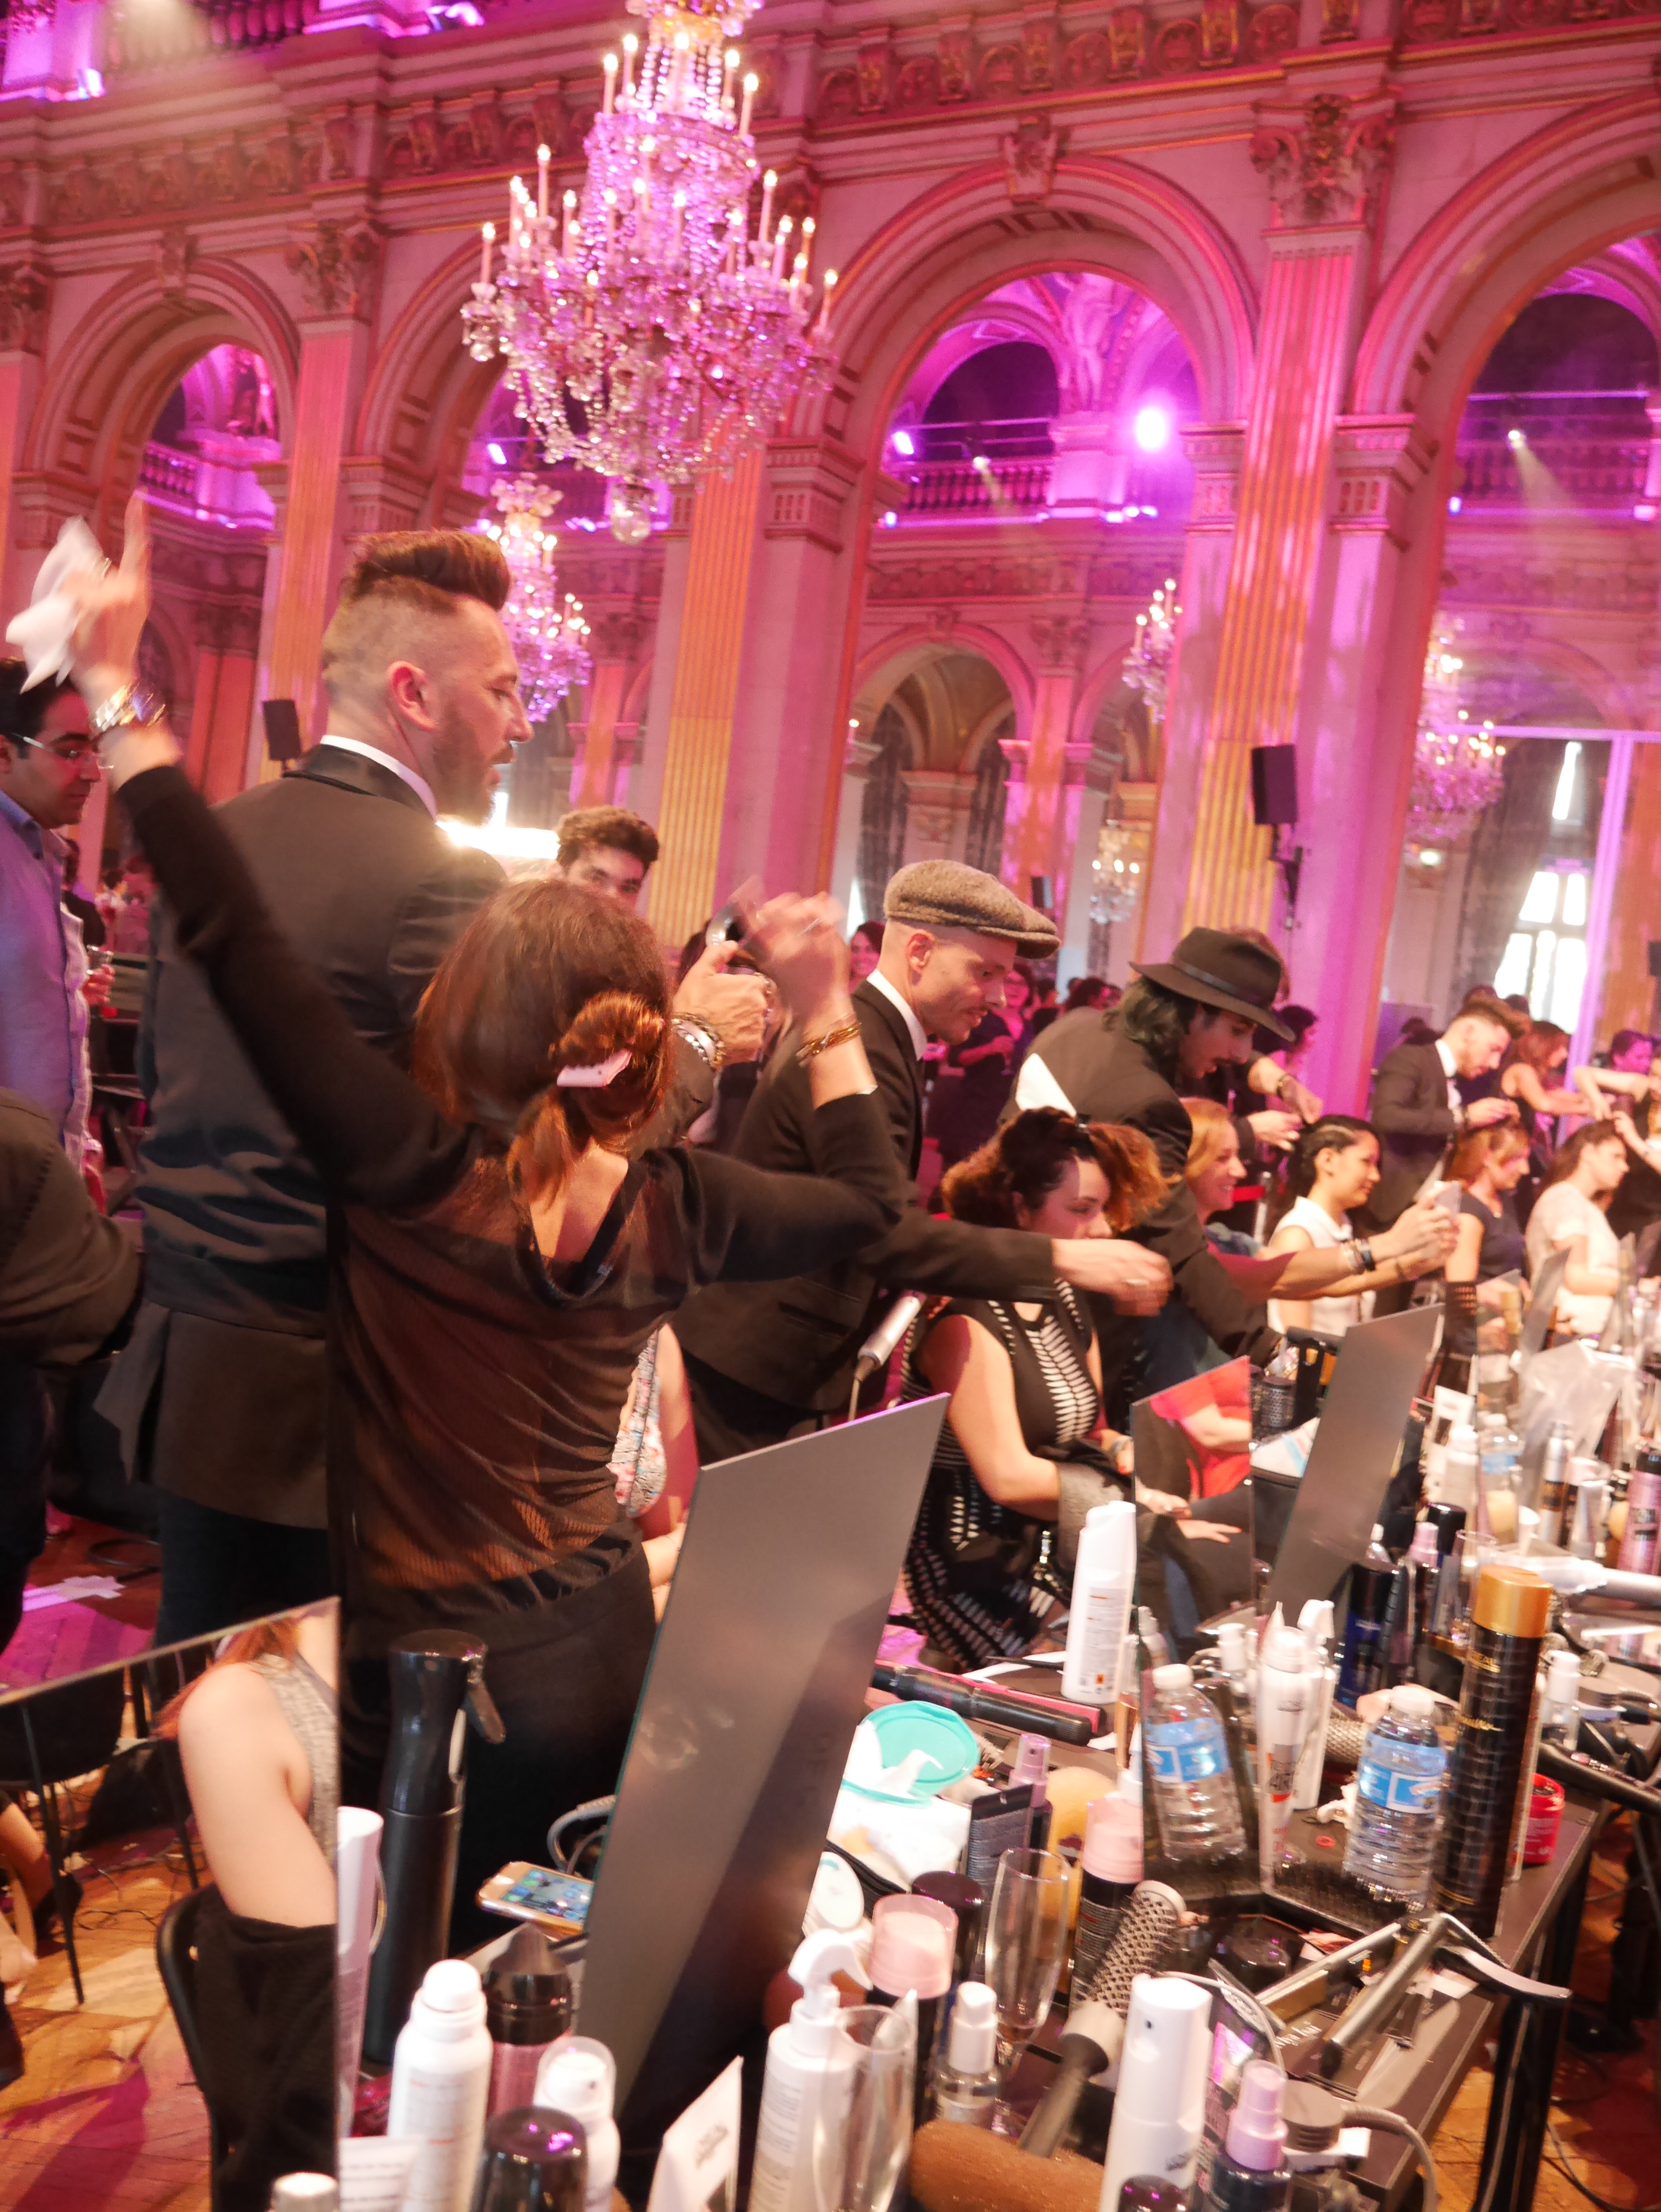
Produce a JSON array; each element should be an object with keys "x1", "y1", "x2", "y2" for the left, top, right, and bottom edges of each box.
[{"x1": 0, "y1": 663, "x2": 101, "y2": 1168}]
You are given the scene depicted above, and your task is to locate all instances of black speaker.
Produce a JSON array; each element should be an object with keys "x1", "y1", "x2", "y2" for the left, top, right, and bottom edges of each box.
[
  {"x1": 1250, "y1": 744, "x2": 1299, "y2": 828},
  {"x1": 1648, "y1": 941, "x2": 1661, "y2": 982},
  {"x1": 262, "y1": 697, "x2": 303, "y2": 764},
  {"x1": 1029, "y1": 875, "x2": 1053, "y2": 912}
]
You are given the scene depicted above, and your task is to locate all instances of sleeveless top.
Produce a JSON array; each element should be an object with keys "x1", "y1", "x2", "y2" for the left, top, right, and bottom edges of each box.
[
  {"x1": 251, "y1": 1651, "x2": 339, "y2": 1864},
  {"x1": 1267, "y1": 1195, "x2": 1373, "y2": 1338},
  {"x1": 1458, "y1": 1189, "x2": 1527, "y2": 1281}
]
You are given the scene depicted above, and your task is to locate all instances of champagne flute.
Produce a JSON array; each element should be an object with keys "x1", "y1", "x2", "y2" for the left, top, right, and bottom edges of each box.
[
  {"x1": 984, "y1": 1847, "x2": 1068, "y2": 2128},
  {"x1": 811, "y1": 2005, "x2": 915, "y2": 2212}
]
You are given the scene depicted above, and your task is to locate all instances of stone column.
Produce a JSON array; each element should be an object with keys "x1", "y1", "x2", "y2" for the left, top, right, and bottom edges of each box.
[
  {"x1": 715, "y1": 435, "x2": 864, "y2": 897},
  {"x1": 568, "y1": 616, "x2": 644, "y2": 809},
  {"x1": 828, "y1": 726, "x2": 883, "y2": 913},
  {"x1": 900, "y1": 767, "x2": 977, "y2": 863},
  {"x1": 0, "y1": 264, "x2": 47, "y2": 594},
  {"x1": 1046, "y1": 414, "x2": 1130, "y2": 519},
  {"x1": 648, "y1": 450, "x2": 767, "y2": 947},
  {"x1": 1137, "y1": 426, "x2": 1242, "y2": 962},
  {"x1": 187, "y1": 603, "x2": 264, "y2": 804},
  {"x1": 264, "y1": 222, "x2": 380, "y2": 745},
  {"x1": 1056, "y1": 736, "x2": 1116, "y2": 978},
  {"x1": 630, "y1": 490, "x2": 695, "y2": 830},
  {"x1": 1003, "y1": 617, "x2": 1087, "y2": 903},
  {"x1": 1178, "y1": 91, "x2": 1395, "y2": 937}
]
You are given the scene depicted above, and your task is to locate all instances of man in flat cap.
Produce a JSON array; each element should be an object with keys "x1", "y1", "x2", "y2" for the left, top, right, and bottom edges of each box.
[
  {"x1": 1014, "y1": 927, "x2": 1455, "y2": 1409},
  {"x1": 675, "y1": 861, "x2": 1172, "y2": 1459}
]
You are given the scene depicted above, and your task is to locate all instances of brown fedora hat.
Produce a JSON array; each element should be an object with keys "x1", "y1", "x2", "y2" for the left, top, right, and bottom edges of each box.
[{"x1": 1132, "y1": 928, "x2": 1293, "y2": 1042}]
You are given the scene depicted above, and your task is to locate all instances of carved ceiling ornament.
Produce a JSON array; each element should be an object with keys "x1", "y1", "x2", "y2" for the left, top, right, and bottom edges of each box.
[
  {"x1": 1001, "y1": 112, "x2": 1062, "y2": 201},
  {"x1": 1249, "y1": 91, "x2": 1397, "y2": 228},
  {"x1": 155, "y1": 228, "x2": 191, "y2": 299},
  {"x1": 0, "y1": 263, "x2": 49, "y2": 354},
  {"x1": 285, "y1": 220, "x2": 382, "y2": 321}
]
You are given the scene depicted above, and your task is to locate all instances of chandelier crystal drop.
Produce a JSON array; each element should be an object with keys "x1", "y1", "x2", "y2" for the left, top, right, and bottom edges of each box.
[
  {"x1": 1407, "y1": 625, "x2": 1507, "y2": 852},
  {"x1": 462, "y1": 0, "x2": 838, "y2": 543},
  {"x1": 483, "y1": 474, "x2": 594, "y2": 719},
  {"x1": 1121, "y1": 577, "x2": 1180, "y2": 724}
]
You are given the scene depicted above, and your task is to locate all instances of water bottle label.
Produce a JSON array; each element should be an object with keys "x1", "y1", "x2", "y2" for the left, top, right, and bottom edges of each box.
[
  {"x1": 1148, "y1": 1718, "x2": 1227, "y2": 1782},
  {"x1": 1357, "y1": 1754, "x2": 1444, "y2": 1813}
]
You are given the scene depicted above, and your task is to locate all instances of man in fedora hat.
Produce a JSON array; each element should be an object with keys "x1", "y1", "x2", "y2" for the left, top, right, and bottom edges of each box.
[{"x1": 675, "y1": 861, "x2": 1173, "y2": 1460}]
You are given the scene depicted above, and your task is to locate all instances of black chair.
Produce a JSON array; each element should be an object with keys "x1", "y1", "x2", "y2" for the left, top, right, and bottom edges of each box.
[{"x1": 156, "y1": 1884, "x2": 227, "y2": 2208}]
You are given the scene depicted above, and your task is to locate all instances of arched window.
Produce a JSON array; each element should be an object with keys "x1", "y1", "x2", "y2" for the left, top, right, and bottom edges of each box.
[
  {"x1": 857, "y1": 705, "x2": 912, "y2": 920},
  {"x1": 963, "y1": 725, "x2": 1009, "y2": 876}
]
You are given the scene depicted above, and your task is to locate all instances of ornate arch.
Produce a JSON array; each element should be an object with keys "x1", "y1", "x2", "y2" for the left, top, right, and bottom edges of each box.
[
  {"x1": 812, "y1": 157, "x2": 1257, "y2": 465},
  {"x1": 1354, "y1": 93, "x2": 1661, "y2": 434},
  {"x1": 25, "y1": 261, "x2": 299, "y2": 534},
  {"x1": 355, "y1": 238, "x2": 502, "y2": 523},
  {"x1": 850, "y1": 622, "x2": 1037, "y2": 735}
]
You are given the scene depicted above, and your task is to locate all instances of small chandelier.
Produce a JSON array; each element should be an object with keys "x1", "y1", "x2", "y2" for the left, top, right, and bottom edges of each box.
[
  {"x1": 462, "y1": 2, "x2": 838, "y2": 544},
  {"x1": 1122, "y1": 577, "x2": 1179, "y2": 724},
  {"x1": 482, "y1": 474, "x2": 593, "y2": 719},
  {"x1": 1407, "y1": 624, "x2": 1506, "y2": 851}
]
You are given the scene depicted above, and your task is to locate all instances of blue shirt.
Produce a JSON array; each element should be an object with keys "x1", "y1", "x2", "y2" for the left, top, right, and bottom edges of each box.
[{"x1": 0, "y1": 785, "x2": 90, "y2": 1163}]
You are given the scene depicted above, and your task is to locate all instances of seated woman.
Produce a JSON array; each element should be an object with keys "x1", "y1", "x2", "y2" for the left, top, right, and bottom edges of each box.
[
  {"x1": 1446, "y1": 1123, "x2": 1530, "y2": 1292},
  {"x1": 1142, "y1": 1102, "x2": 1454, "y2": 1387},
  {"x1": 1527, "y1": 1121, "x2": 1631, "y2": 1335},
  {"x1": 1264, "y1": 1116, "x2": 1429, "y2": 1337},
  {"x1": 74, "y1": 501, "x2": 902, "y2": 1932},
  {"x1": 899, "y1": 1109, "x2": 1174, "y2": 1669},
  {"x1": 163, "y1": 1604, "x2": 336, "y2": 2210}
]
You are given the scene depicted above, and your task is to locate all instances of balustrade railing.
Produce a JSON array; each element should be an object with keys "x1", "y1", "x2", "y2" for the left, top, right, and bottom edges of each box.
[
  {"x1": 139, "y1": 442, "x2": 199, "y2": 505},
  {"x1": 1456, "y1": 391, "x2": 1654, "y2": 510},
  {"x1": 902, "y1": 457, "x2": 1052, "y2": 514},
  {"x1": 106, "y1": 0, "x2": 304, "y2": 71}
]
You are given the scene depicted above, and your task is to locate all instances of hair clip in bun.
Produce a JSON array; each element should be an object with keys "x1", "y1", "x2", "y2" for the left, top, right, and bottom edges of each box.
[{"x1": 555, "y1": 1047, "x2": 632, "y2": 1091}]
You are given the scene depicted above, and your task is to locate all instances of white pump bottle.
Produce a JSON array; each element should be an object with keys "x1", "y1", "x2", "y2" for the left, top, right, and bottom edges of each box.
[
  {"x1": 748, "y1": 1930, "x2": 870, "y2": 2212},
  {"x1": 1062, "y1": 1501, "x2": 1137, "y2": 1710}
]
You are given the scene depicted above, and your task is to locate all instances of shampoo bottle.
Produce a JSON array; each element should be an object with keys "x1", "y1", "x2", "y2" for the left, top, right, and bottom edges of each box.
[
  {"x1": 535, "y1": 2038, "x2": 619, "y2": 2212},
  {"x1": 385, "y1": 1958, "x2": 493, "y2": 2212},
  {"x1": 1063, "y1": 1502, "x2": 1138, "y2": 1709},
  {"x1": 749, "y1": 1931, "x2": 870, "y2": 2212}
]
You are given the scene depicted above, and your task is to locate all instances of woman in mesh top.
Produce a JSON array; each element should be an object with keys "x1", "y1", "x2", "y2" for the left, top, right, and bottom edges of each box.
[{"x1": 74, "y1": 505, "x2": 902, "y2": 1918}]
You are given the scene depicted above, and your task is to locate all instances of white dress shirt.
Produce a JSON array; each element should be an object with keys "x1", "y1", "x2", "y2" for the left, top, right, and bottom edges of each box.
[
  {"x1": 1436, "y1": 1035, "x2": 1463, "y2": 1121},
  {"x1": 317, "y1": 735, "x2": 436, "y2": 819},
  {"x1": 868, "y1": 969, "x2": 928, "y2": 1061}
]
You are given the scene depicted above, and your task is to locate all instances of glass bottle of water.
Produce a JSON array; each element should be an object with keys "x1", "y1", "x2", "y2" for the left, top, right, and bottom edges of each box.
[
  {"x1": 1146, "y1": 1663, "x2": 1245, "y2": 1863},
  {"x1": 1344, "y1": 1684, "x2": 1448, "y2": 1909}
]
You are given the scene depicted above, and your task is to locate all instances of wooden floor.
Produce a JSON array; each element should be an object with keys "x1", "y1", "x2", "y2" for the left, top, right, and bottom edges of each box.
[{"x1": 0, "y1": 1822, "x2": 211, "y2": 2212}]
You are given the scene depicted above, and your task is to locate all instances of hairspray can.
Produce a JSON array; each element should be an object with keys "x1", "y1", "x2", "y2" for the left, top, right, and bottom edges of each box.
[
  {"x1": 1535, "y1": 1423, "x2": 1572, "y2": 1548},
  {"x1": 1618, "y1": 1451, "x2": 1661, "y2": 1576},
  {"x1": 1433, "y1": 1564, "x2": 1551, "y2": 1937}
]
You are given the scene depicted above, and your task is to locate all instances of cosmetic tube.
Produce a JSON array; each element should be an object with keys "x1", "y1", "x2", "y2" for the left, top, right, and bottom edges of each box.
[
  {"x1": 1098, "y1": 1975, "x2": 1213, "y2": 2210},
  {"x1": 1071, "y1": 1793, "x2": 1143, "y2": 1992},
  {"x1": 1256, "y1": 1612, "x2": 1311, "y2": 1889},
  {"x1": 470, "y1": 2109, "x2": 588, "y2": 2212},
  {"x1": 337, "y1": 1807, "x2": 383, "y2": 2135},
  {"x1": 484, "y1": 1924, "x2": 573, "y2": 2119},
  {"x1": 386, "y1": 1959, "x2": 493, "y2": 2212},
  {"x1": 1433, "y1": 1564, "x2": 1551, "y2": 1936},
  {"x1": 646, "y1": 2056, "x2": 743, "y2": 2212}
]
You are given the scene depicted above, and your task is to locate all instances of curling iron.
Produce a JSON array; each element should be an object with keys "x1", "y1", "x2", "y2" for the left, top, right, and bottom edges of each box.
[
  {"x1": 1528, "y1": 1554, "x2": 1661, "y2": 1618},
  {"x1": 871, "y1": 1659, "x2": 1104, "y2": 1745},
  {"x1": 850, "y1": 1293, "x2": 926, "y2": 1415}
]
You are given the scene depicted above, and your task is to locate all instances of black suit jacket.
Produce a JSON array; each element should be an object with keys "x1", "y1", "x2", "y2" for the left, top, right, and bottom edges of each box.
[
  {"x1": 134, "y1": 746, "x2": 510, "y2": 1330},
  {"x1": 673, "y1": 979, "x2": 1056, "y2": 1413},
  {"x1": 1364, "y1": 1038, "x2": 1456, "y2": 1229},
  {"x1": 1021, "y1": 1009, "x2": 1279, "y2": 1369}
]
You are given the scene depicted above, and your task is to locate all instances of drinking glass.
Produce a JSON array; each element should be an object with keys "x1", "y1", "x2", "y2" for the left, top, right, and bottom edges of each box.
[
  {"x1": 984, "y1": 1846, "x2": 1069, "y2": 2121},
  {"x1": 811, "y1": 2004, "x2": 915, "y2": 2212}
]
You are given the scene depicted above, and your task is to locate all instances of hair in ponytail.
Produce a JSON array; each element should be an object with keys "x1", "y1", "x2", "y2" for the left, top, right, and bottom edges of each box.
[
  {"x1": 1263, "y1": 1113, "x2": 1374, "y2": 1235},
  {"x1": 413, "y1": 875, "x2": 672, "y2": 1205}
]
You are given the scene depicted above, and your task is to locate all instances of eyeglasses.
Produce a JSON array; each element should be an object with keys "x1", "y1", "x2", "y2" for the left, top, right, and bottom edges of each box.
[{"x1": 21, "y1": 735, "x2": 99, "y2": 766}]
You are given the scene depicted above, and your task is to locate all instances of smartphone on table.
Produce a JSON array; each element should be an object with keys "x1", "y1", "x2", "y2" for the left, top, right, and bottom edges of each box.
[{"x1": 475, "y1": 1861, "x2": 593, "y2": 1937}]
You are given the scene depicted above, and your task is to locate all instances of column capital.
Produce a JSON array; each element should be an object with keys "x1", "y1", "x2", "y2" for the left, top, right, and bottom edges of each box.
[
  {"x1": 1181, "y1": 423, "x2": 1246, "y2": 529},
  {"x1": 763, "y1": 436, "x2": 862, "y2": 553},
  {"x1": 0, "y1": 260, "x2": 48, "y2": 355},
  {"x1": 1330, "y1": 414, "x2": 1436, "y2": 535},
  {"x1": 339, "y1": 452, "x2": 429, "y2": 544},
  {"x1": 1249, "y1": 90, "x2": 1397, "y2": 232},
  {"x1": 900, "y1": 764, "x2": 978, "y2": 858},
  {"x1": 285, "y1": 218, "x2": 384, "y2": 325},
  {"x1": 1029, "y1": 613, "x2": 1092, "y2": 676}
]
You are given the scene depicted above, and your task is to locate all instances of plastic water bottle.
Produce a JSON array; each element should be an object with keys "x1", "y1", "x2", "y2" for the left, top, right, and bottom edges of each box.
[
  {"x1": 1344, "y1": 1684, "x2": 1448, "y2": 1908},
  {"x1": 1146, "y1": 1663, "x2": 1246, "y2": 1863}
]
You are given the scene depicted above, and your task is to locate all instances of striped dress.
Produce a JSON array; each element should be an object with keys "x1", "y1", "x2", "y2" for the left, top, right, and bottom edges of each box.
[{"x1": 899, "y1": 1283, "x2": 1100, "y2": 1670}]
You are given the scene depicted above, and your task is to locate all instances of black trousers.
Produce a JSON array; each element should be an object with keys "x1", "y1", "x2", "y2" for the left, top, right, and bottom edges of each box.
[
  {"x1": 153, "y1": 1492, "x2": 334, "y2": 1648},
  {"x1": 0, "y1": 1358, "x2": 51, "y2": 1654},
  {"x1": 681, "y1": 1349, "x2": 832, "y2": 1466},
  {"x1": 340, "y1": 1530, "x2": 657, "y2": 1949}
]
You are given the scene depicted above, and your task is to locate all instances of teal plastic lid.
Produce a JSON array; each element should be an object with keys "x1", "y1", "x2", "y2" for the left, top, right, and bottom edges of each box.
[{"x1": 844, "y1": 1701, "x2": 981, "y2": 1800}]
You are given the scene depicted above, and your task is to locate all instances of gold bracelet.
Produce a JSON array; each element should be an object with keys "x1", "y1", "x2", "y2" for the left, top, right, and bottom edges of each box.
[{"x1": 796, "y1": 1016, "x2": 862, "y2": 1066}]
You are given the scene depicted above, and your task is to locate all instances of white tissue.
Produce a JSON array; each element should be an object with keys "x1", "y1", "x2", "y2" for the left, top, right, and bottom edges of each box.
[{"x1": 4, "y1": 518, "x2": 105, "y2": 689}]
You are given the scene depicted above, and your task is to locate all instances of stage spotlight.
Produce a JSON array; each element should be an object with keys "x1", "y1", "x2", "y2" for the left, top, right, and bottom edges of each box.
[
  {"x1": 1448, "y1": 494, "x2": 1462, "y2": 514},
  {"x1": 1506, "y1": 426, "x2": 1526, "y2": 449},
  {"x1": 487, "y1": 441, "x2": 507, "y2": 465},
  {"x1": 891, "y1": 428, "x2": 916, "y2": 458},
  {"x1": 1133, "y1": 404, "x2": 1172, "y2": 453},
  {"x1": 971, "y1": 453, "x2": 990, "y2": 470}
]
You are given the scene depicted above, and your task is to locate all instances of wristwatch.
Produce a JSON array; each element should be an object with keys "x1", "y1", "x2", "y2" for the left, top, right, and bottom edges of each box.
[
  {"x1": 672, "y1": 1015, "x2": 726, "y2": 1077},
  {"x1": 90, "y1": 680, "x2": 166, "y2": 737}
]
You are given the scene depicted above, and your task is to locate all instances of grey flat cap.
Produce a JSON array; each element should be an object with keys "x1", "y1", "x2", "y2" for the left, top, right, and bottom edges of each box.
[{"x1": 883, "y1": 861, "x2": 1058, "y2": 959}]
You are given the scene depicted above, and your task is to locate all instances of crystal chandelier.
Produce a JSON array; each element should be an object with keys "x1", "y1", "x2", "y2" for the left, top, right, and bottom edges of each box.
[
  {"x1": 481, "y1": 474, "x2": 593, "y2": 720},
  {"x1": 1090, "y1": 816, "x2": 1144, "y2": 927},
  {"x1": 462, "y1": 0, "x2": 838, "y2": 544},
  {"x1": 1121, "y1": 577, "x2": 1179, "y2": 723},
  {"x1": 1407, "y1": 624, "x2": 1506, "y2": 851}
]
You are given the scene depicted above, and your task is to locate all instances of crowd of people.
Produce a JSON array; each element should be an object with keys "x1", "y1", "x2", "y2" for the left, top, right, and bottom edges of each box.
[{"x1": 5, "y1": 500, "x2": 1661, "y2": 1922}]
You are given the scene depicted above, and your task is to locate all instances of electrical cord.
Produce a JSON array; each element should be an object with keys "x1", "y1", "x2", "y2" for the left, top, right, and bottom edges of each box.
[{"x1": 1345, "y1": 2106, "x2": 1438, "y2": 2212}]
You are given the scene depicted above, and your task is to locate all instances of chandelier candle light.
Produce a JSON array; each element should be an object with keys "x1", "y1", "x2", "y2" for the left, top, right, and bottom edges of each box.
[
  {"x1": 1407, "y1": 628, "x2": 1506, "y2": 853},
  {"x1": 463, "y1": 0, "x2": 838, "y2": 544},
  {"x1": 483, "y1": 474, "x2": 594, "y2": 719}
]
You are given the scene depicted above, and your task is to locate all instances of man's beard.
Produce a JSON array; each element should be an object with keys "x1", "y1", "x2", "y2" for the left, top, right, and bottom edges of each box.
[{"x1": 429, "y1": 717, "x2": 494, "y2": 823}]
